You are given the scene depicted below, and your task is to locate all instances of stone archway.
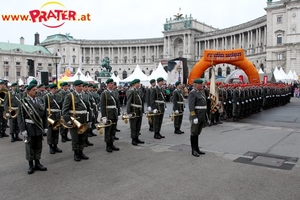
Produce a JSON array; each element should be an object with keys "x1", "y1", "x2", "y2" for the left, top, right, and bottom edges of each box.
[
  {"x1": 188, "y1": 49, "x2": 260, "y2": 84},
  {"x1": 173, "y1": 37, "x2": 184, "y2": 57}
]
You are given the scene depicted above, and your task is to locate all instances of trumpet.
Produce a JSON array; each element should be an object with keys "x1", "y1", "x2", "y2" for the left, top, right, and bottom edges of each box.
[
  {"x1": 70, "y1": 116, "x2": 88, "y2": 134},
  {"x1": 169, "y1": 112, "x2": 183, "y2": 121},
  {"x1": 3, "y1": 108, "x2": 18, "y2": 119},
  {"x1": 144, "y1": 111, "x2": 161, "y2": 123},
  {"x1": 121, "y1": 112, "x2": 136, "y2": 124},
  {"x1": 96, "y1": 119, "x2": 115, "y2": 134},
  {"x1": 47, "y1": 114, "x2": 61, "y2": 130}
]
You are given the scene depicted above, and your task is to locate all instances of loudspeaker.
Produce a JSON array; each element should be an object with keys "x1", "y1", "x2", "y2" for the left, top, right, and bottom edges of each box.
[{"x1": 41, "y1": 71, "x2": 49, "y2": 86}]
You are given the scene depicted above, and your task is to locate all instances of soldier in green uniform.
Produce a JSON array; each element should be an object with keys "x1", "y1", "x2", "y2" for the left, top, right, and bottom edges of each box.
[
  {"x1": 3, "y1": 82, "x2": 22, "y2": 142},
  {"x1": 145, "y1": 79, "x2": 156, "y2": 131},
  {"x1": 0, "y1": 80, "x2": 9, "y2": 138},
  {"x1": 87, "y1": 83, "x2": 97, "y2": 137},
  {"x1": 126, "y1": 79, "x2": 145, "y2": 145},
  {"x1": 150, "y1": 77, "x2": 166, "y2": 139},
  {"x1": 44, "y1": 84, "x2": 63, "y2": 154},
  {"x1": 188, "y1": 79, "x2": 207, "y2": 157},
  {"x1": 61, "y1": 80, "x2": 89, "y2": 162},
  {"x1": 172, "y1": 81, "x2": 185, "y2": 134},
  {"x1": 18, "y1": 83, "x2": 48, "y2": 174},
  {"x1": 82, "y1": 82, "x2": 93, "y2": 146},
  {"x1": 113, "y1": 82, "x2": 121, "y2": 137},
  {"x1": 57, "y1": 82, "x2": 71, "y2": 142},
  {"x1": 100, "y1": 78, "x2": 120, "y2": 153}
]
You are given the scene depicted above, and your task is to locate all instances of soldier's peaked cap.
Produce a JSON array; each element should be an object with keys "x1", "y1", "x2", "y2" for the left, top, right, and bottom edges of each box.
[
  {"x1": 194, "y1": 79, "x2": 203, "y2": 84},
  {"x1": 106, "y1": 78, "x2": 114, "y2": 84},
  {"x1": 74, "y1": 80, "x2": 84, "y2": 86}
]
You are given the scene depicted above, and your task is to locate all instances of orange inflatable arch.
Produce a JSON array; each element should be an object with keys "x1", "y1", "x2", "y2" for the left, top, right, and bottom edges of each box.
[{"x1": 188, "y1": 49, "x2": 260, "y2": 84}]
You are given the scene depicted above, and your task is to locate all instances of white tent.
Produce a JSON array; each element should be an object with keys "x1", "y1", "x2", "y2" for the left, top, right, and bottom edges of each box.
[
  {"x1": 273, "y1": 67, "x2": 287, "y2": 82},
  {"x1": 279, "y1": 67, "x2": 292, "y2": 83},
  {"x1": 148, "y1": 62, "x2": 168, "y2": 82},
  {"x1": 86, "y1": 74, "x2": 98, "y2": 83},
  {"x1": 66, "y1": 68, "x2": 91, "y2": 83},
  {"x1": 122, "y1": 64, "x2": 149, "y2": 85},
  {"x1": 258, "y1": 68, "x2": 264, "y2": 74},
  {"x1": 293, "y1": 70, "x2": 299, "y2": 81},
  {"x1": 288, "y1": 70, "x2": 294, "y2": 80},
  {"x1": 110, "y1": 73, "x2": 120, "y2": 85}
]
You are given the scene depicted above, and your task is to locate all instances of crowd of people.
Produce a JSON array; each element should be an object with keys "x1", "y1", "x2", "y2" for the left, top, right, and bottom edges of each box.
[{"x1": 0, "y1": 77, "x2": 295, "y2": 174}]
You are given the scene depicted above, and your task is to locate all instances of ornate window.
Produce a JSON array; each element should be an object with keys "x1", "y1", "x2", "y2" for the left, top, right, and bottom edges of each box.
[
  {"x1": 217, "y1": 67, "x2": 222, "y2": 76},
  {"x1": 277, "y1": 34, "x2": 283, "y2": 45},
  {"x1": 226, "y1": 67, "x2": 231, "y2": 75},
  {"x1": 122, "y1": 71, "x2": 127, "y2": 79}
]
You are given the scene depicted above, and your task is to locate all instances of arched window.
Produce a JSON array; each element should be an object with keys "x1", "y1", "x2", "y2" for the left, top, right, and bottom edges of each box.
[
  {"x1": 149, "y1": 70, "x2": 153, "y2": 75},
  {"x1": 114, "y1": 71, "x2": 118, "y2": 76},
  {"x1": 226, "y1": 67, "x2": 231, "y2": 75},
  {"x1": 277, "y1": 34, "x2": 283, "y2": 45},
  {"x1": 142, "y1": 70, "x2": 145, "y2": 74},
  {"x1": 217, "y1": 67, "x2": 222, "y2": 76},
  {"x1": 260, "y1": 63, "x2": 264, "y2": 72},
  {"x1": 72, "y1": 55, "x2": 76, "y2": 64},
  {"x1": 122, "y1": 71, "x2": 127, "y2": 79}
]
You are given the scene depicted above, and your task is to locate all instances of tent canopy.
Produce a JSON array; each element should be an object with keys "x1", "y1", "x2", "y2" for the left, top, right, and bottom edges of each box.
[
  {"x1": 123, "y1": 64, "x2": 149, "y2": 82},
  {"x1": 149, "y1": 62, "x2": 168, "y2": 82},
  {"x1": 65, "y1": 68, "x2": 93, "y2": 83}
]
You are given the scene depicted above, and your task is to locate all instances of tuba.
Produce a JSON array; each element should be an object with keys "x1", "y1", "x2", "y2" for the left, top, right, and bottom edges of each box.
[
  {"x1": 121, "y1": 112, "x2": 136, "y2": 124},
  {"x1": 0, "y1": 89, "x2": 8, "y2": 106},
  {"x1": 169, "y1": 112, "x2": 183, "y2": 121},
  {"x1": 96, "y1": 119, "x2": 114, "y2": 135},
  {"x1": 47, "y1": 114, "x2": 61, "y2": 130},
  {"x1": 70, "y1": 116, "x2": 88, "y2": 134},
  {"x1": 3, "y1": 108, "x2": 18, "y2": 119}
]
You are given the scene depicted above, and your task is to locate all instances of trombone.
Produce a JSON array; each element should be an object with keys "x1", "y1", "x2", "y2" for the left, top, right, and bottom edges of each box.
[
  {"x1": 0, "y1": 88, "x2": 8, "y2": 106},
  {"x1": 169, "y1": 112, "x2": 183, "y2": 121},
  {"x1": 96, "y1": 119, "x2": 115, "y2": 135},
  {"x1": 121, "y1": 112, "x2": 137, "y2": 124}
]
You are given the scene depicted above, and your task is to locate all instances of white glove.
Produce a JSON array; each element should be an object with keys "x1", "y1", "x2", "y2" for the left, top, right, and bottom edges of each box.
[
  {"x1": 165, "y1": 108, "x2": 167, "y2": 111},
  {"x1": 102, "y1": 117, "x2": 107, "y2": 124},
  {"x1": 21, "y1": 131, "x2": 28, "y2": 137},
  {"x1": 175, "y1": 110, "x2": 179, "y2": 114},
  {"x1": 193, "y1": 118, "x2": 198, "y2": 124},
  {"x1": 44, "y1": 129, "x2": 48, "y2": 133},
  {"x1": 67, "y1": 121, "x2": 72, "y2": 125},
  {"x1": 118, "y1": 115, "x2": 121, "y2": 120},
  {"x1": 128, "y1": 114, "x2": 132, "y2": 118},
  {"x1": 147, "y1": 106, "x2": 151, "y2": 111},
  {"x1": 153, "y1": 109, "x2": 158, "y2": 114},
  {"x1": 5, "y1": 113, "x2": 10, "y2": 117}
]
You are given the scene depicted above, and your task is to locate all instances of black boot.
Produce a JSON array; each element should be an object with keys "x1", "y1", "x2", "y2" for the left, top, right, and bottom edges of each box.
[
  {"x1": 179, "y1": 130, "x2": 185, "y2": 134},
  {"x1": 191, "y1": 136, "x2": 199, "y2": 157},
  {"x1": 0, "y1": 132, "x2": 2, "y2": 138},
  {"x1": 158, "y1": 132, "x2": 165, "y2": 138},
  {"x1": 49, "y1": 144, "x2": 55, "y2": 154},
  {"x1": 136, "y1": 137, "x2": 145, "y2": 144},
  {"x1": 85, "y1": 139, "x2": 94, "y2": 146},
  {"x1": 79, "y1": 150, "x2": 89, "y2": 160},
  {"x1": 15, "y1": 133, "x2": 22, "y2": 141},
  {"x1": 53, "y1": 144, "x2": 62, "y2": 153},
  {"x1": 35, "y1": 160, "x2": 47, "y2": 171},
  {"x1": 154, "y1": 132, "x2": 161, "y2": 139},
  {"x1": 132, "y1": 138, "x2": 138, "y2": 146},
  {"x1": 106, "y1": 143, "x2": 112, "y2": 153},
  {"x1": 2, "y1": 132, "x2": 9, "y2": 137},
  {"x1": 195, "y1": 135, "x2": 205, "y2": 154},
  {"x1": 28, "y1": 161, "x2": 34, "y2": 175},
  {"x1": 111, "y1": 142, "x2": 120, "y2": 151},
  {"x1": 11, "y1": 134, "x2": 15, "y2": 142},
  {"x1": 61, "y1": 135, "x2": 66, "y2": 143},
  {"x1": 149, "y1": 125, "x2": 153, "y2": 132},
  {"x1": 174, "y1": 129, "x2": 181, "y2": 134},
  {"x1": 74, "y1": 151, "x2": 81, "y2": 161}
]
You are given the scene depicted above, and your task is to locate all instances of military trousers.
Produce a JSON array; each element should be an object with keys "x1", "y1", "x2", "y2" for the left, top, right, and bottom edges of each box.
[
  {"x1": 59, "y1": 126, "x2": 69, "y2": 138},
  {"x1": 129, "y1": 116, "x2": 142, "y2": 139},
  {"x1": 153, "y1": 113, "x2": 164, "y2": 133},
  {"x1": 70, "y1": 127, "x2": 87, "y2": 151},
  {"x1": 0, "y1": 108, "x2": 6, "y2": 132},
  {"x1": 190, "y1": 120, "x2": 205, "y2": 136},
  {"x1": 174, "y1": 114, "x2": 183, "y2": 130},
  {"x1": 47, "y1": 126, "x2": 59, "y2": 145},
  {"x1": 9, "y1": 117, "x2": 19, "y2": 135},
  {"x1": 104, "y1": 119, "x2": 117, "y2": 143},
  {"x1": 25, "y1": 135, "x2": 43, "y2": 161}
]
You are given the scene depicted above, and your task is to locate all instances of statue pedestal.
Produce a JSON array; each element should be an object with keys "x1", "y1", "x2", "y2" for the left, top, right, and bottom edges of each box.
[{"x1": 97, "y1": 70, "x2": 112, "y2": 84}]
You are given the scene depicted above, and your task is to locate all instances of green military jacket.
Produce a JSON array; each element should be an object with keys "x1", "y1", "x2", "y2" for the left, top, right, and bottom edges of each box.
[
  {"x1": 44, "y1": 92, "x2": 62, "y2": 121},
  {"x1": 172, "y1": 88, "x2": 185, "y2": 112},
  {"x1": 100, "y1": 90, "x2": 118, "y2": 120},
  {"x1": 188, "y1": 88, "x2": 207, "y2": 121},
  {"x1": 150, "y1": 86, "x2": 166, "y2": 112},
  {"x1": 126, "y1": 88, "x2": 144, "y2": 117}
]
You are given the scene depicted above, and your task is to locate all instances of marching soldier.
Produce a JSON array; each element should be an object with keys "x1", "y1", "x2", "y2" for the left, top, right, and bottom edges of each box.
[
  {"x1": 3, "y1": 82, "x2": 22, "y2": 142},
  {"x1": 145, "y1": 79, "x2": 156, "y2": 132},
  {"x1": 57, "y1": 82, "x2": 71, "y2": 142},
  {"x1": 61, "y1": 80, "x2": 90, "y2": 162},
  {"x1": 126, "y1": 79, "x2": 145, "y2": 146},
  {"x1": 18, "y1": 83, "x2": 48, "y2": 174},
  {"x1": 100, "y1": 78, "x2": 120, "y2": 153},
  {"x1": 150, "y1": 77, "x2": 166, "y2": 139},
  {"x1": 82, "y1": 82, "x2": 93, "y2": 146},
  {"x1": 172, "y1": 81, "x2": 185, "y2": 134},
  {"x1": 44, "y1": 84, "x2": 63, "y2": 154},
  {"x1": 0, "y1": 80, "x2": 9, "y2": 138},
  {"x1": 188, "y1": 79, "x2": 207, "y2": 157}
]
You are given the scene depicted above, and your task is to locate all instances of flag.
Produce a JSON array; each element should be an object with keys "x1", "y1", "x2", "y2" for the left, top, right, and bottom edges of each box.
[{"x1": 209, "y1": 66, "x2": 219, "y2": 114}]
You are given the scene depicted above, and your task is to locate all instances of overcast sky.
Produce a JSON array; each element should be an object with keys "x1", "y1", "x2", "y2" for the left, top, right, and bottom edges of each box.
[{"x1": 0, "y1": 0, "x2": 268, "y2": 45}]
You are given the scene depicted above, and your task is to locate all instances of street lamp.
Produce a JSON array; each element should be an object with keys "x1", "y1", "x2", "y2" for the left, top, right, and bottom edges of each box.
[
  {"x1": 177, "y1": 65, "x2": 182, "y2": 82},
  {"x1": 51, "y1": 53, "x2": 61, "y2": 84}
]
